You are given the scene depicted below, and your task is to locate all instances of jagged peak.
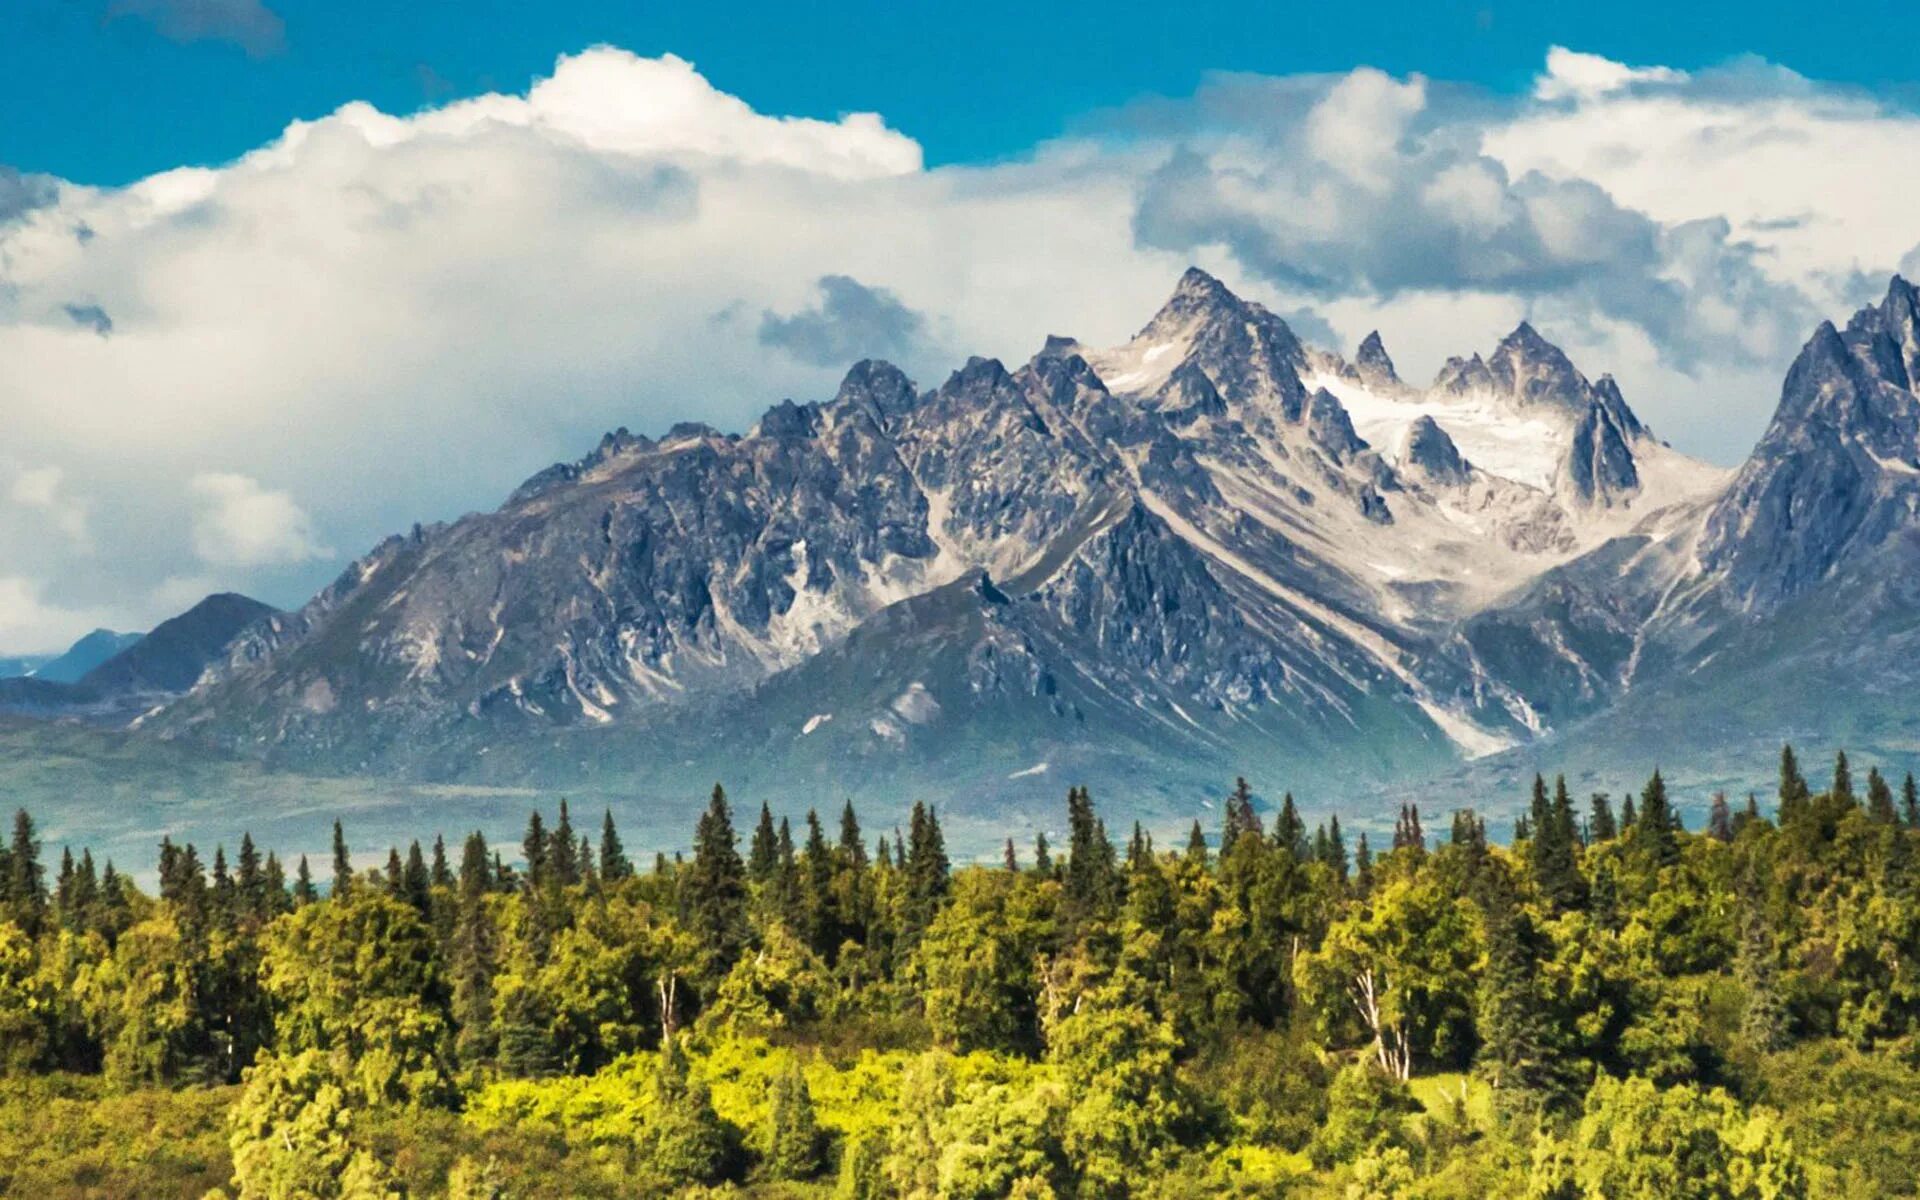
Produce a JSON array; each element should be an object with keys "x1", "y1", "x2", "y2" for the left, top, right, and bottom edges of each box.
[
  {"x1": 1354, "y1": 330, "x2": 1400, "y2": 387},
  {"x1": 1036, "y1": 334, "x2": 1083, "y2": 360},
  {"x1": 752, "y1": 398, "x2": 820, "y2": 440},
  {"x1": 1398, "y1": 415, "x2": 1469, "y2": 485},
  {"x1": 830, "y1": 358, "x2": 920, "y2": 430},
  {"x1": 1171, "y1": 265, "x2": 1239, "y2": 306},
  {"x1": 946, "y1": 355, "x2": 1015, "y2": 391}
]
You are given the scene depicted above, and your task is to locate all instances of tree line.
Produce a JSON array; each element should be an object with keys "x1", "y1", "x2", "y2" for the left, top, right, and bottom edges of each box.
[{"x1": 1, "y1": 747, "x2": 1918, "y2": 1197}]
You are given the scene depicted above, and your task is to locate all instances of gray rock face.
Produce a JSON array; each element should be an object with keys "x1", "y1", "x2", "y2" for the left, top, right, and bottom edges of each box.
[
  {"x1": 141, "y1": 270, "x2": 1920, "y2": 812},
  {"x1": 1354, "y1": 331, "x2": 1401, "y2": 389},
  {"x1": 1398, "y1": 416, "x2": 1469, "y2": 487},
  {"x1": 1695, "y1": 276, "x2": 1920, "y2": 613}
]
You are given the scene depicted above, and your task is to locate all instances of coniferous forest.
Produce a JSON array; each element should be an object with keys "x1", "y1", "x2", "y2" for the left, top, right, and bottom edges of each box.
[{"x1": 2, "y1": 750, "x2": 1919, "y2": 1197}]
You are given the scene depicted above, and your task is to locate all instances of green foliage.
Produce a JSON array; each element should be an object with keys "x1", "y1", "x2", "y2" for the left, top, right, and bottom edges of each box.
[
  {"x1": 2, "y1": 745, "x2": 1918, "y2": 1198},
  {"x1": 1526, "y1": 1074, "x2": 1807, "y2": 1199}
]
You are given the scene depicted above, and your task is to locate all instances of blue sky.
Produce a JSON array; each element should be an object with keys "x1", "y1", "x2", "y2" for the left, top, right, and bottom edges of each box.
[
  {"x1": 8, "y1": 0, "x2": 1919, "y2": 183},
  {"x1": 3, "y1": 2, "x2": 1920, "y2": 650}
]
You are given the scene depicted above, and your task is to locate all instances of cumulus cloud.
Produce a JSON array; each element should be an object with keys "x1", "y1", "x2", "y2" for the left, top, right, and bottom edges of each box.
[
  {"x1": 1130, "y1": 68, "x2": 1814, "y2": 371},
  {"x1": 9, "y1": 466, "x2": 91, "y2": 547},
  {"x1": 0, "y1": 45, "x2": 1916, "y2": 650},
  {"x1": 758, "y1": 275, "x2": 930, "y2": 367},
  {"x1": 107, "y1": 0, "x2": 285, "y2": 56},
  {"x1": 1533, "y1": 46, "x2": 1687, "y2": 102},
  {"x1": 0, "y1": 166, "x2": 58, "y2": 224},
  {"x1": 188, "y1": 473, "x2": 330, "y2": 566}
]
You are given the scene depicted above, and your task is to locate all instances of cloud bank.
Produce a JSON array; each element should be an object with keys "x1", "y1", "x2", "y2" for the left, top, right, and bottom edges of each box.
[{"x1": 1, "y1": 44, "x2": 1917, "y2": 650}]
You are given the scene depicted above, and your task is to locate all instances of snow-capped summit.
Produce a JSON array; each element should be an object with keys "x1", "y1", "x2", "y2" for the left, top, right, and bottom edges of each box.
[{"x1": 143, "y1": 267, "x2": 1920, "y2": 816}]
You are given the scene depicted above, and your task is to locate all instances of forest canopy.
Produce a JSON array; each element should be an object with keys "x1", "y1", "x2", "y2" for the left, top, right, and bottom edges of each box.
[{"x1": 1, "y1": 749, "x2": 1918, "y2": 1197}]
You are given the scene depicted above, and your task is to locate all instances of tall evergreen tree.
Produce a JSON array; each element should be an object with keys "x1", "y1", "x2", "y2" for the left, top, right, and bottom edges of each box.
[
  {"x1": 1033, "y1": 831, "x2": 1052, "y2": 875},
  {"x1": 837, "y1": 802, "x2": 866, "y2": 869},
  {"x1": 452, "y1": 830, "x2": 499, "y2": 1068},
  {"x1": 599, "y1": 809, "x2": 631, "y2": 881},
  {"x1": 431, "y1": 835, "x2": 453, "y2": 889},
  {"x1": 1004, "y1": 838, "x2": 1019, "y2": 871},
  {"x1": 1221, "y1": 777, "x2": 1262, "y2": 856},
  {"x1": 1589, "y1": 793, "x2": 1617, "y2": 843},
  {"x1": 293, "y1": 855, "x2": 316, "y2": 906},
  {"x1": 1866, "y1": 768, "x2": 1898, "y2": 824},
  {"x1": 748, "y1": 803, "x2": 779, "y2": 885},
  {"x1": 5, "y1": 809, "x2": 46, "y2": 935},
  {"x1": 1063, "y1": 786, "x2": 1119, "y2": 928},
  {"x1": 1831, "y1": 751, "x2": 1856, "y2": 807},
  {"x1": 1707, "y1": 792, "x2": 1734, "y2": 842},
  {"x1": 902, "y1": 802, "x2": 949, "y2": 947},
  {"x1": 521, "y1": 811, "x2": 549, "y2": 892},
  {"x1": 330, "y1": 820, "x2": 352, "y2": 899},
  {"x1": 1778, "y1": 744, "x2": 1811, "y2": 825},
  {"x1": 1322, "y1": 815, "x2": 1349, "y2": 882},
  {"x1": 683, "y1": 784, "x2": 749, "y2": 973},
  {"x1": 1273, "y1": 793, "x2": 1308, "y2": 860},
  {"x1": 403, "y1": 841, "x2": 432, "y2": 912},
  {"x1": 551, "y1": 800, "x2": 578, "y2": 887},
  {"x1": 1184, "y1": 821, "x2": 1208, "y2": 869},
  {"x1": 1633, "y1": 770, "x2": 1679, "y2": 866}
]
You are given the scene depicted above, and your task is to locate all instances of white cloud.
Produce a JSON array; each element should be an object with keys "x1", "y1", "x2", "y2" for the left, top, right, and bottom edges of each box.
[
  {"x1": 1533, "y1": 46, "x2": 1687, "y2": 102},
  {"x1": 188, "y1": 473, "x2": 330, "y2": 567},
  {"x1": 0, "y1": 576, "x2": 116, "y2": 653},
  {"x1": 0, "y1": 46, "x2": 1915, "y2": 651},
  {"x1": 8, "y1": 465, "x2": 91, "y2": 547}
]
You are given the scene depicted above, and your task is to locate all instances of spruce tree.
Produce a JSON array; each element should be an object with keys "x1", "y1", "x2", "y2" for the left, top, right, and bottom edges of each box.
[
  {"x1": 1322, "y1": 816, "x2": 1349, "y2": 882},
  {"x1": 1866, "y1": 768, "x2": 1898, "y2": 824},
  {"x1": 748, "y1": 803, "x2": 779, "y2": 884},
  {"x1": 1221, "y1": 777, "x2": 1262, "y2": 855},
  {"x1": 1736, "y1": 867, "x2": 1788, "y2": 1052},
  {"x1": 1906, "y1": 774, "x2": 1920, "y2": 828},
  {"x1": 1589, "y1": 793, "x2": 1617, "y2": 843},
  {"x1": 431, "y1": 835, "x2": 453, "y2": 888},
  {"x1": 293, "y1": 855, "x2": 316, "y2": 906},
  {"x1": 521, "y1": 811, "x2": 548, "y2": 892},
  {"x1": 403, "y1": 841, "x2": 432, "y2": 912},
  {"x1": 1354, "y1": 833, "x2": 1374, "y2": 895},
  {"x1": 237, "y1": 833, "x2": 263, "y2": 919},
  {"x1": 1475, "y1": 873, "x2": 1575, "y2": 1120},
  {"x1": 765, "y1": 1060, "x2": 822, "y2": 1179},
  {"x1": 803, "y1": 809, "x2": 836, "y2": 956},
  {"x1": 1003, "y1": 839, "x2": 1019, "y2": 871},
  {"x1": 837, "y1": 802, "x2": 866, "y2": 869},
  {"x1": 551, "y1": 800, "x2": 578, "y2": 887},
  {"x1": 600, "y1": 809, "x2": 631, "y2": 881},
  {"x1": 1633, "y1": 770, "x2": 1679, "y2": 866},
  {"x1": 1274, "y1": 793, "x2": 1308, "y2": 860},
  {"x1": 902, "y1": 802, "x2": 949, "y2": 946},
  {"x1": 1778, "y1": 744, "x2": 1811, "y2": 825},
  {"x1": 331, "y1": 821, "x2": 352, "y2": 899},
  {"x1": 1184, "y1": 821, "x2": 1208, "y2": 869},
  {"x1": 1033, "y1": 831, "x2": 1052, "y2": 875},
  {"x1": 5, "y1": 809, "x2": 46, "y2": 935},
  {"x1": 1063, "y1": 787, "x2": 1118, "y2": 928},
  {"x1": 1831, "y1": 751, "x2": 1856, "y2": 808},
  {"x1": 682, "y1": 784, "x2": 749, "y2": 972},
  {"x1": 453, "y1": 830, "x2": 499, "y2": 1068},
  {"x1": 1707, "y1": 792, "x2": 1734, "y2": 842}
]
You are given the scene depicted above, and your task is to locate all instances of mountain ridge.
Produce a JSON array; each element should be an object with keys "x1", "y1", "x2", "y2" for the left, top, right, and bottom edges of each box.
[{"x1": 104, "y1": 269, "x2": 1916, "y2": 815}]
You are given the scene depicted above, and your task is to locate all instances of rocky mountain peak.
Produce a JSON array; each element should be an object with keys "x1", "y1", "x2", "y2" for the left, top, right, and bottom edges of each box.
[
  {"x1": 1696, "y1": 278, "x2": 1920, "y2": 612},
  {"x1": 1489, "y1": 320, "x2": 1589, "y2": 409},
  {"x1": 1354, "y1": 330, "x2": 1400, "y2": 388},
  {"x1": 830, "y1": 358, "x2": 919, "y2": 432},
  {"x1": 1398, "y1": 415, "x2": 1469, "y2": 487}
]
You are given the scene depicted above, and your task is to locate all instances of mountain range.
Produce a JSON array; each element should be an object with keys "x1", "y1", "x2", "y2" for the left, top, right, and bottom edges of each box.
[{"x1": 41, "y1": 267, "x2": 1893, "y2": 826}]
